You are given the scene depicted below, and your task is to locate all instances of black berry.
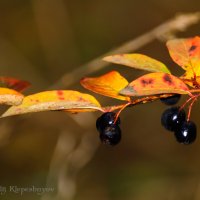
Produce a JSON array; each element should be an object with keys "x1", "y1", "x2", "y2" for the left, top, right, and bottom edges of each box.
[
  {"x1": 96, "y1": 112, "x2": 120, "y2": 132},
  {"x1": 160, "y1": 94, "x2": 181, "y2": 105},
  {"x1": 161, "y1": 107, "x2": 186, "y2": 131},
  {"x1": 96, "y1": 117, "x2": 102, "y2": 131},
  {"x1": 174, "y1": 121, "x2": 197, "y2": 144},
  {"x1": 99, "y1": 124, "x2": 121, "y2": 145}
]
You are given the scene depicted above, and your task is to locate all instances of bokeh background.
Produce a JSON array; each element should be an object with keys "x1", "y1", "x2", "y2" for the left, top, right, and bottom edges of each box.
[{"x1": 0, "y1": 1, "x2": 200, "y2": 200}]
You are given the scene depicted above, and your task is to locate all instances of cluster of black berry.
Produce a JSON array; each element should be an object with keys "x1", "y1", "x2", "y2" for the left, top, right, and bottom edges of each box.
[
  {"x1": 96, "y1": 112, "x2": 121, "y2": 146},
  {"x1": 161, "y1": 94, "x2": 197, "y2": 144},
  {"x1": 95, "y1": 94, "x2": 197, "y2": 146}
]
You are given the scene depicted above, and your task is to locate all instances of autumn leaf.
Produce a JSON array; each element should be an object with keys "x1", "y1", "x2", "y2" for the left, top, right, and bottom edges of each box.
[
  {"x1": 103, "y1": 54, "x2": 171, "y2": 74},
  {"x1": 0, "y1": 87, "x2": 24, "y2": 105},
  {"x1": 80, "y1": 71, "x2": 130, "y2": 101},
  {"x1": 1, "y1": 90, "x2": 102, "y2": 117},
  {"x1": 180, "y1": 75, "x2": 200, "y2": 88},
  {"x1": 167, "y1": 36, "x2": 200, "y2": 83},
  {"x1": 119, "y1": 72, "x2": 189, "y2": 96},
  {"x1": 167, "y1": 36, "x2": 200, "y2": 87},
  {"x1": 0, "y1": 77, "x2": 30, "y2": 92}
]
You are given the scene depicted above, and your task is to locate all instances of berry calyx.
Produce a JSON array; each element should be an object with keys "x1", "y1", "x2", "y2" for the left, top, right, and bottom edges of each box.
[
  {"x1": 160, "y1": 94, "x2": 181, "y2": 105},
  {"x1": 161, "y1": 107, "x2": 186, "y2": 131},
  {"x1": 99, "y1": 124, "x2": 121, "y2": 145},
  {"x1": 174, "y1": 121, "x2": 197, "y2": 144},
  {"x1": 96, "y1": 112, "x2": 120, "y2": 132}
]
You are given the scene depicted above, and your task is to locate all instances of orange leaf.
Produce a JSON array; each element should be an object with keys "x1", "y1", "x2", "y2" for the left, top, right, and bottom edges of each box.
[
  {"x1": 180, "y1": 75, "x2": 200, "y2": 88},
  {"x1": 0, "y1": 87, "x2": 24, "y2": 105},
  {"x1": 0, "y1": 77, "x2": 30, "y2": 92},
  {"x1": 167, "y1": 36, "x2": 200, "y2": 73},
  {"x1": 103, "y1": 54, "x2": 171, "y2": 73},
  {"x1": 119, "y1": 72, "x2": 189, "y2": 96},
  {"x1": 1, "y1": 90, "x2": 102, "y2": 117},
  {"x1": 80, "y1": 71, "x2": 130, "y2": 101}
]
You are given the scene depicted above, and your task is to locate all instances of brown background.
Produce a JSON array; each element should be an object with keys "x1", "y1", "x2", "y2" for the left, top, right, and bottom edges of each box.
[{"x1": 0, "y1": 0, "x2": 199, "y2": 200}]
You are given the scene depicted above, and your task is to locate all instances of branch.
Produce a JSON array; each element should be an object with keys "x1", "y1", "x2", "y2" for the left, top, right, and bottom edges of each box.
[{"x1": 51, "y1": 12, "x2": 200, "y2": 89}]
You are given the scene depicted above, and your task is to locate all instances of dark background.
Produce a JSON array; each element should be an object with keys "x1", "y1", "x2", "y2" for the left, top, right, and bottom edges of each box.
[{"x1": 0, "y1": 1, "x2": 199, "y2": 200}]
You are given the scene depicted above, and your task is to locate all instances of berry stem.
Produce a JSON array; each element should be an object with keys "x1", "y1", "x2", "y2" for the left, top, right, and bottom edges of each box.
[
  {"x1": 179, "y1": 96, "x2": 194, "y2": 111},
  {"x1": 114, "y1": 102, "x2": 131, "y2": 124},
  {"x1": 187, "y1": 94, "x2": 200, "y2": 121},
  {"x1": 103, "y1": 104, "x2": 126, "y2": 113},
  {"x1": 187, "y1": 99, "x2": 195, "y2": 121}
]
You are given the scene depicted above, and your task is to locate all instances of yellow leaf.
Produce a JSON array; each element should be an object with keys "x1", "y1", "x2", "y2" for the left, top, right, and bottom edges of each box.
[
  {"x1": 103, "y1": 54, "x2": 171, "y2": 73},
  {"x1": 0, "y1": 77, "x2": 30, "y2": 92},
  {"x1": 0, "y1": 87, "x2": 24, "y2": 105},
  {"x1": 1, "y1": 90, "x2": 102, "y2": 117}
]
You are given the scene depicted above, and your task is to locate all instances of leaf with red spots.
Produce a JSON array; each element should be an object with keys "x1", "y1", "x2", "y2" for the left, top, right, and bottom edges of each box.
[
  {"x1": 167, "y1": 36, "x2": 200, "y2": 86},
  {"x1": 167, "y1": 36, "x2": 200, "y2": 71},
  {"x1": 0, "y1": 77, "x2": 30, "y2": 92},
  {"x1": 0, "y1": 88, "x2": 24, "y2": 105},
  {"x1": 103, "y1": 54, "x2": 171, "y2": 73},
  {"x1": 80, "y1": 71, "x2": 130, "y2": 101},
  {"x1": 1, "y1": 90, "x2": 102, "y2": 117},
  {"x1": 119, "y1": 72, "x2": 189, "y2": 96}
]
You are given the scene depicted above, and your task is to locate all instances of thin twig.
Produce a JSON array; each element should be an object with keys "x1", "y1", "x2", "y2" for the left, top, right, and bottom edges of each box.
[{"x1": 51, "y1": 12, "x2": 200, "y2": 90}]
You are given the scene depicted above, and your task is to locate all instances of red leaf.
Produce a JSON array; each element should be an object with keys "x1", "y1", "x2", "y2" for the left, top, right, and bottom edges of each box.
[{"x1": 0, "y1": 77, "x2": 30, "y2": 92}]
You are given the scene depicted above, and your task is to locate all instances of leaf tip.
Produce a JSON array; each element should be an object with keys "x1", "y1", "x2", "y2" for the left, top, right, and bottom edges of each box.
[{"x1": 102, "y1": 55, "x2": 111, "y2": 62}]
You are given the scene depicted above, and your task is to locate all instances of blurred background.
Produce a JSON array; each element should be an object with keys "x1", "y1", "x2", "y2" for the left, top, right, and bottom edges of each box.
[{"x1": 0, "y1": 0, "x2": 199, "y2": 200}]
